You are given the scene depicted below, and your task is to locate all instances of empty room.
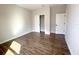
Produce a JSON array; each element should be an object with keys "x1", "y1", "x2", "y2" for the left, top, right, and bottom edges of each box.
[{"x1": 0, "y1": 4, "x2": 79, "y2": 55}]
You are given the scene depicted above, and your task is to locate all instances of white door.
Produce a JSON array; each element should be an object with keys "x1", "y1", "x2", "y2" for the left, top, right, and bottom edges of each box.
[
  {"x1": 56, "y1": 14, "x2": 65, "y2": 34},
  {"x1": 34, "y1": 15, "x2": 40, "y2": 32}
]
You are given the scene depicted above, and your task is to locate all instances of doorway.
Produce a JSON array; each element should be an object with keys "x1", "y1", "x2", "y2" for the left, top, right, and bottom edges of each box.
[
  {"x1": 55, "y1": 14, "x2": 65, "y2": 39},
  {"x1": 56, "y1": 14, "x2": 65, "y2": 34},
  {"x1": 39, "y1": 15, "x2": 45, "y2": 33},
  {"x1": 34, "y1": 14, "x2": 50, "y2": 34}
]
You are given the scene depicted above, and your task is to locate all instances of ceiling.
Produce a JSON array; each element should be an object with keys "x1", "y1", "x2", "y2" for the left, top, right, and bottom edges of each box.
[
  {"x1": 17, "y1": 4, "x2": 65, "y2": 11},
  {"x1": 17, "y1": 4, "x2": 51, "y2": 10}
]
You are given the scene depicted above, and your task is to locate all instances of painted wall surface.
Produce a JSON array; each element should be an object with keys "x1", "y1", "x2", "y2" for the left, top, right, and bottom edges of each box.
[
  {"x1": 50, "y1": 5, "x2": 66, "y2": 33},
  {"x1": 66, "y1": 5, "x2": 79, "y2": 55},
  {"x1": 0, "y1": 5, "x2": 32, "y2": 44},
  {"x1": 32, "y1": 6, "x2": 50, "y2": 34}
]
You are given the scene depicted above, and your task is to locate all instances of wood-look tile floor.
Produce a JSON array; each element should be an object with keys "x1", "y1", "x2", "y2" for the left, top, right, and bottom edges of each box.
[{"x1": 0, "y1": 32, "x2": 70, "y2": 55}]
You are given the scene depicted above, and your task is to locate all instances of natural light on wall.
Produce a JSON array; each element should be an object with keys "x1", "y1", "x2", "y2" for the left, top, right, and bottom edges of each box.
[
  {"x1": 5, "y1": 41, "x2": 21, "y2": 55},
  {"x1": 11, "y1": 12, "x2": 24, "y2": 35}
]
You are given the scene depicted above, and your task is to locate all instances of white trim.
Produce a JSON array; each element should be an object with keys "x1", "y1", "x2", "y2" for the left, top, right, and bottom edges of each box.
[
  {"x1": 45, "y1": 31, "x2": 50, "y2": 35},
  {"x1": 0, "y1": 31, "x2": 32, "y2": 44},
  {"x1": 50, "y1": 31, "x2": 55, "y2": 34},
  {"x1": 65, "y1": 37, "x2": 72, "y2": 55}
]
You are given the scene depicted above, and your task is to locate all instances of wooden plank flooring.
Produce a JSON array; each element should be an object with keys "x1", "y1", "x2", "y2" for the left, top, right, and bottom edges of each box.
[{"x1": 0, "y1": 32, "x2": 70, "y2": 55}]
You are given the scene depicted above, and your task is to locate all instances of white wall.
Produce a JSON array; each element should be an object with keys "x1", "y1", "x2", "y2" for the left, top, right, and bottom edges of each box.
[
  {"x1": 32, "y1": 6, "x2": 50, "y2": 34},
  {"x1": 50, "y1": 5, "x2": 66, "y2": 33},
  {"x1": 65, "y1": 4, "x2": 79, "y2": 55},
  {"x1": 0, "y1": 5, "x2": 32, "y2": 44},
  {"x1": 32, "y1": 5, "x2": 66, "y2": 34}
]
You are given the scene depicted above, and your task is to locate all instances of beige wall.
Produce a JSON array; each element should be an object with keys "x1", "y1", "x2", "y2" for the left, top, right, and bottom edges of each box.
[
  {"x1": 0, "y1": 5, "x2": 32, "y2": 44},
  {"x1": 50, "y1": 5, "x2": 66, "y2": 33}
]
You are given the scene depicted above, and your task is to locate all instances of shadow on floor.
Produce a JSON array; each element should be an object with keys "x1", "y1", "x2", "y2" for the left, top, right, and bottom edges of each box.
[{"x1": 0, "y1": 40, "x2": 13, "y2": 55}]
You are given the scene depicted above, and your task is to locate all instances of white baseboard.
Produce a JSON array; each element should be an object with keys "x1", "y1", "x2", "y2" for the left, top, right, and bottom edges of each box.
[
  {"x1": 65, "y1": 37, "x2": 72, "y2": 55},
  {"x1": 50, "y1": 32, "x2": 55, "y2": 34},
  {"x1": 0, "y1": 31, "x2": 32, "y2": 44},
  {"x1": 45, "y1": 31, "x2": 50, "y2": 35}
]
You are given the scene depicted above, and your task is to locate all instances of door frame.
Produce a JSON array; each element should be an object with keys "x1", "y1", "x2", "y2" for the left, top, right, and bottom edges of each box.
[
  {"x1": 39, "y1": 15, "x2": 45, "y2": 32},
  {"x1": 55, "y1": 13, "x2": 66, "y2": 34}
]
